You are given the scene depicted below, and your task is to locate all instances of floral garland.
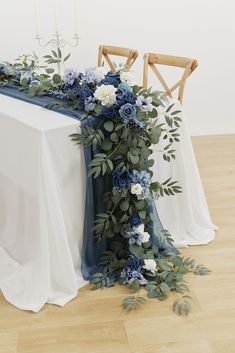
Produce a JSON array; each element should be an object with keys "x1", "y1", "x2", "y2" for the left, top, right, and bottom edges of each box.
[{"x1": 0, "y1": 51, "x2": 210, "y2": 315}]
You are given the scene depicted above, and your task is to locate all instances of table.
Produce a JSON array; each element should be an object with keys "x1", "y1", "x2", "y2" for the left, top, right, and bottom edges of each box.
[
  {"x1": 0, "y1": 94, "x2": 216, "y2": 312},
  {"x1": 0, "y1": 94, "x2": 87, "y2": 312}
]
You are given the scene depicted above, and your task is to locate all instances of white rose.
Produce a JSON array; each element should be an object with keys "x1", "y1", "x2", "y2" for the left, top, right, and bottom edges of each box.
[
  {"x1": 120, "y1": 71, "x2": 135, "y2": 86},
  {"x1": 133, "y1": 223, "x2": 145, "y2": 233},
  {"x1": 131, "y1": 183, "x2": 143, "y2": 195},
  {"x1": 142, "y1": 232, "x2": 150, "y2": 243},
  {"x1": 143, "y1": 259, "x2": 157, "y2": 274},
  {"x1": 94, "y1": 84, "x2": 117, "y2": 107}
]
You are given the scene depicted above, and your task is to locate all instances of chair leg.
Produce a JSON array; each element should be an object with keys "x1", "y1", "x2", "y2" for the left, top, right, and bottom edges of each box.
[
  {"x1": 143, "y1": 54, "x2": 149, "y2": 89},
  {"x1": 98, "y1": 46, "x2": 103, "y2": 67}
]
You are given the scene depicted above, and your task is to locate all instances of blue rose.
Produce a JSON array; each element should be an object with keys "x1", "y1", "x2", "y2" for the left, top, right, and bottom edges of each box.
[
  {"x1": 100, "y1": 71, "x2": 121, "y2": 87},
  {"x1": 119, "y1": 103, "x2": 136, "y2": 122},
  {"x1": 63, "y1": 68, "x2": 79, "y2": 86},
  {"x1": 101, "y1": 107, "x2": 119, "y2": 119},
  {"x1": 120, "y1": 256, "x2": 148, "y2": 285},
  {"x1": 130, "y1": 213, "x2": 142, "y2": 226},
  {"x1": 126, "y1": 256, "x2": 142, "y2": 271},
  {"x1": 112, "y1": 169, "x2": 131, "y2": 189}
]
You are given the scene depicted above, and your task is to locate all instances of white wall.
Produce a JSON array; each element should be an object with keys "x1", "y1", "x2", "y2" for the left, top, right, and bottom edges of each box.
[{"x1": 0, "y1": 0, "x2": 235, "y2": 136}]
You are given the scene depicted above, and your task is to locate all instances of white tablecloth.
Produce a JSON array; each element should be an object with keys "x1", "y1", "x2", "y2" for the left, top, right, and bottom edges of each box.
[
  {"x1": 0, "y1": 95, "x2": 87, "y2": 312},
  {"x1": 152, "y1": 100, "x2": 216, "y2": 247},
  {"x1": 0, "y1": 95, "x2": 215, "y2": 312}
]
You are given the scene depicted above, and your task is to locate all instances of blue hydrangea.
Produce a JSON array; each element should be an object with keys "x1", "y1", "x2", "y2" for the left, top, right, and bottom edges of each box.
[
  {"x1": 116, "y1": 90, "x2": 137, "y2": 106},
  {"x1": 118, "y1": 83, "x2": 132, "y2": 92},
  {"x1": 129, "y1": 170, "x2": 151, "y2": 200},
  {"x1": 129, "y1": 213, "x2": 142, "y2": 226},
  {"x1": 77, "y1": 86, "x2": 94, "y2": 107},
  {"x1": 112, "y1": 169, "x2": 131, "y2": 189},
  {"x1": 120, "y1": 256, "x2": 147, "y2": 285},
  {"x1": 101, "y1": 107, "x2": 119, "y2": 119},
  {"x1": 83, "y1": 67, "x2": 106, "y2": 84},
  {"x1": 131, "y1": 170, "x2": 151, "y2": 188},
  {"x1": 85, "y1": 96, "x2": 96, "y2": 112},
  {"x1": 100, "y1": 71, "x2": 121, "y2": 87}
]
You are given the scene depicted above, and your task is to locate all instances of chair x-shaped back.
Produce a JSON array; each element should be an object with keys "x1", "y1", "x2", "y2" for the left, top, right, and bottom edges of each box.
[
  {"x1": 98, "y1": 45, "x2": 139, "y2": 72},
  {"x1": 143, "y1": 53, "x2": 198, "y2": 104}
]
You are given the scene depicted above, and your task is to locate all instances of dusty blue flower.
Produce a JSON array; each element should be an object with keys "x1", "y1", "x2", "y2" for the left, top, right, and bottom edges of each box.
[
  {"x1": 84, "y1": 67, "x2": 106, "y2": 84},
  {"x1": 136, "y1": 95, "x2": 154, "y2": 112},
  {"x1": 119, "y1": 103, "x2": 136, "y2": 122},
  {"x1": 77, "y1": 86, "x2": 94, "y2": 107},
  {"x1": 120, "y1": 256, "x2": 147, "y2": 285},
  {"x1": 100, "y1": 71, "x2": 121, "y2": 87},
  {"x1": 112, "y1": 169, "x2": 131, "y2": 189},
  {"x1": 131, "y1": 170, "x2": 151, "y2": 188},
  {"x1": 126, "y1": 230, "x2": 144, "y2": 246},
  {"x1": 116, "y1": 89, "x2": 136, "y2": 106},
  {"x1": 101, "y1": 107, "x2": 119, "y2": 119},
  {"x1": 85, "y1": 96, "x2": 96, "y2": 112},
  {"x1": 129, "y1": 170, "x2": 151, "y2": 200},
  {"x1": 130, "y1": 213, "x2": 142, "y2": 226},
  {"x1": 63, "y1": 68, "x2": 79, "y2": 86},
  {"x1": 118, "y1": 83, "x2": 132, "y2": 93}
]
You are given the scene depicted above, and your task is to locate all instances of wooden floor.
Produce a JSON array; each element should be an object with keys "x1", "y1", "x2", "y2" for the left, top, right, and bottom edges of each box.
[{"x1": 1, "y1": 134, "x2": 235, "y2": 353}]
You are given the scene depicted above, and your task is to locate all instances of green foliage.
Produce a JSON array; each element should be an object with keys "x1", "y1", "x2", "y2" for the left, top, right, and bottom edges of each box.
[
  {"x1": 43, "y1": 48, "x2": 70, "y2": 66},
  {"x1": 173, "y1": 295, "x2": 192, "y2": 316},
  {"x1": 122, "y1": 296, "x2": 146, "y2": 311},
  {"x1": 154, "y1": 178, "x2": 182, "y2": 198}
]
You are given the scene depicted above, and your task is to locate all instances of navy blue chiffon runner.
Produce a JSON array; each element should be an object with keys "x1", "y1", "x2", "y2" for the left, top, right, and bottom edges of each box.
[{"x1": 0, "y1": 85, "x2": 177, "y2": 281}]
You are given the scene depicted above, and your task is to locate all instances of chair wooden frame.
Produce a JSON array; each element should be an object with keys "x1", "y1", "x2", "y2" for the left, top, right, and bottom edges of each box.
[
  {"x1": 143, "y1": 53, "x2": 198, "y2": 104},
  {"x1": 98, "y1": 45, "x2": 139, "y2": 72}
]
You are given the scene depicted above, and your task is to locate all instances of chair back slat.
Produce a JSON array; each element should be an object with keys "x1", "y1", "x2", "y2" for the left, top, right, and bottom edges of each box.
[
  {"x1": 143, "y1": 52, "x2": 198, "y2": 104},
  {"x1": 98, "y1": 45, "x2": 139, "y2": 72}
]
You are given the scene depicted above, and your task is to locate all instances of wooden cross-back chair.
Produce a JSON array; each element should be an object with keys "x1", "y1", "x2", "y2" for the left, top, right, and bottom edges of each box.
[
  {"x1": 98, "y1": 45, "x2": 139, "y2": 72},
  {"x1": 143, "y1": 53, "x2": 198, "y2": 104}
]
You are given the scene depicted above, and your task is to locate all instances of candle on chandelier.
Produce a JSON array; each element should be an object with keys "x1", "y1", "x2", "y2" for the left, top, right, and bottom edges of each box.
[
  {"x1": 53, "y1": 0, "x2": 59, "y2": 34},
  {"x1": 74, "y1": 0, "x2": 79, "y2": 38},
  {"x1": 34, "y1": 0, "x2": 41, "y2": 38}
]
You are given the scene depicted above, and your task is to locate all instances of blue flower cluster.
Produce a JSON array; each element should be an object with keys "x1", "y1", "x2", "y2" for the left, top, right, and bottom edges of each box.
[
  {"x1": 126, "y1": 230, "x2": 144, "y2": 246},
  {"x1": 131, "y1": 170, "x2": 151, "y2": 200},
  {"x1": 116, "y1": 84, "x2": 136, "y2": 106},
  {"x1": 101, "y1": 107, "x2": 119, "y2": 119},
  {"x1": 120, "y1": 256, "x2": 147, "y2": 285},
  {"x1": 54, "y1": 68, "x2": 148, "y2": 129},
  {"x1": 100, "y1": 71, "x2": 121, "y2": 87},
  {"x1": 112, "y1": 169, "x2": 151, "y2": 201},
  {"x1": 112, "y1": 169, "x2": 131, "y2": 189},
  {"x1": 129, "y1": 213, "x2": 142, "y2": 226},
  {"x1": 131, "y1": 170, "x2": 151, "y2": 187}
]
